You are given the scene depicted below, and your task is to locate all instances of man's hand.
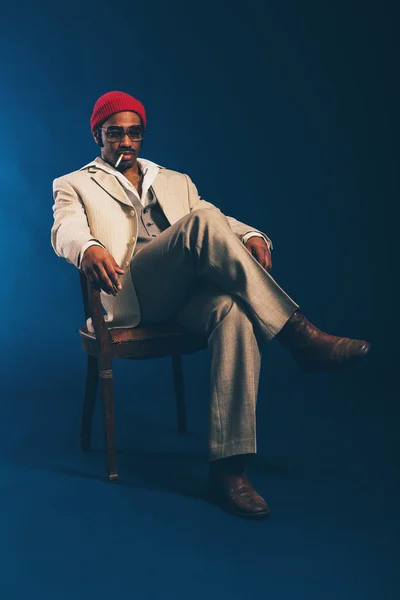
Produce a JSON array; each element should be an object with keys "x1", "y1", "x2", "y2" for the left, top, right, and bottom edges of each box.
[
  {"x1": 81, "y1": 246, "x2": 125, "y2": 295},
  {"x1": 244, "y1": 237, "x2": 272, "y2": 273}
]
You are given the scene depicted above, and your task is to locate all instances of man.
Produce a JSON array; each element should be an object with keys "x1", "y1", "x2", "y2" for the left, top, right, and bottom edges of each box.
[{"x1": 51, "y1": 91, "x2": 370, "y2": 519}]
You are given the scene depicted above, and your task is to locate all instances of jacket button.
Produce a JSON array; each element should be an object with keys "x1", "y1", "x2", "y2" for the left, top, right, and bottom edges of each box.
[
  {"x1": 131, "y1": 236, "x2": 136, "y2": 243},
  {"x1": 130, "y1": 210, "x2": 135, "y2": 216}
]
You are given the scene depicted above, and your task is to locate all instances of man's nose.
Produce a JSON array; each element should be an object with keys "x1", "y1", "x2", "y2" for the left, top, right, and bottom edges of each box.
[{"x1": 120, "y1": 131, "x2": 131, "y2": 143}]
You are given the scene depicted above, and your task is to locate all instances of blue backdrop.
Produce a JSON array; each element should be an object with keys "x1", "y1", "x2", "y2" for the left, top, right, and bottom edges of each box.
[{"x1": 0, "y1": 1, "x2": 398, "y2": 598}]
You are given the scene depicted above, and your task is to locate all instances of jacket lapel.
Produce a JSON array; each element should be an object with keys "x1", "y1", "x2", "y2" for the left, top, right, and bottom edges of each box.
[
  {"x1": 86, "y1": 160, "x2": 188, "y2": 220},
  {"x1": 90, "y1": 168, "x2": 132, "y2": 208},
  {"x1": 151, "y1": 171, "x2": 186, "y2": 225}
]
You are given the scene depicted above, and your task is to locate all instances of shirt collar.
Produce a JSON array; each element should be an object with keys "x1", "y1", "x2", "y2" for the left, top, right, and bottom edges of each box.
[
  {"x1": 81, "y1": 156, "x2": 164, "y2": 198},
  {"x1": 80, "y1": 156, "x2": 164, "y2": 175}
]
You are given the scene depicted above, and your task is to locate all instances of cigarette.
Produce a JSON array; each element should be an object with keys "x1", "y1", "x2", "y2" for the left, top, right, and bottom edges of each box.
[{"x1": 115, "y1": 154, "x2": 123, "y2": 168}]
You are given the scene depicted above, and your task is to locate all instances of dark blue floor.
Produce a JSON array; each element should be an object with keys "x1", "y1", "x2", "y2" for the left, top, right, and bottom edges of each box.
[{"x1": 1, "y1": 336, "x2": 398, "y2": 599}]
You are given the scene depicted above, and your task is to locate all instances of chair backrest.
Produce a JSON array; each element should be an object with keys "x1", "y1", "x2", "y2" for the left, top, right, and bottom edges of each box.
[
  {"x1": 79, "y1": 271, "x2": 112, "y2": 361},
  {"x1": 79, "y1": 271, "x2": 91, "y2": 321}
]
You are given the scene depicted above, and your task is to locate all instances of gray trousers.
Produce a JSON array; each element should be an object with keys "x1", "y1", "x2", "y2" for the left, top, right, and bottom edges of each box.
[{"x1": 130, "y1": 208, "x2": 298, "y2": 460}]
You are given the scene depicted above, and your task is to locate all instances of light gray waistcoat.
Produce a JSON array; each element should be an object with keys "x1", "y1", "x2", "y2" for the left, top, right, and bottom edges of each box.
[{"x1": 126, "y1": 186, "x2": 170, "y2": 254}]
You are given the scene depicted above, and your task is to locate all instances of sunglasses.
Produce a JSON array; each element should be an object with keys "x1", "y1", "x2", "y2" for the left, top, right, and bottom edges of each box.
[{"x1": 100, "y1": 126, "x2": 145, "y2": 143}]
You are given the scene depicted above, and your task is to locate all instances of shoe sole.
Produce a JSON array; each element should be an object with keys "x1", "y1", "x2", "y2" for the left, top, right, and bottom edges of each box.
[{"x1": 209, "y1": 493, "x2": 271, "y2": 519}]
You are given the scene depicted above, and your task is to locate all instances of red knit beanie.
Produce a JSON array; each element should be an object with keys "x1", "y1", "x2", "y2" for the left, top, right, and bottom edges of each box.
[{"x1": 90, "y1": 91, "x2": 147, "y2": 131}]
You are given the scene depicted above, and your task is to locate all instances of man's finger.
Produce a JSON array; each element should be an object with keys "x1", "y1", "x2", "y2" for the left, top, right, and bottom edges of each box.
[
  {"x1": 93, "y1": 262, "x2": 116, "y2": 295},
  {"x1": 111, "y1": 258, "x2": 125, "y2": 275},
  {"x1": 252, "y1": 248, "x2": 266, "y2": 265},
  {"x1": 260, "y1": 251, "x2": 272, "y2": 273},
  {"x1": 104, "y1": 259, "x2": 123, "y2": 290},
  {"x1": 264, "y1": 256, "x2": 272, "y2": 272}
]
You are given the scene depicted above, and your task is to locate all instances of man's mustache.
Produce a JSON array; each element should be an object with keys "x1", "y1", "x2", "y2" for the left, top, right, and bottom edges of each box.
[{"x1": 118, "y1": 148, "x2": 136, "y2": 154}]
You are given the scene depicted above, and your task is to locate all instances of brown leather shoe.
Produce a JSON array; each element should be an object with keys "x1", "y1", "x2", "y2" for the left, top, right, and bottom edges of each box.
[
  {"x1": 209, "y1": 458, "x2": 270, "y2": 519},
  {"x1": 277, "y1": 311, "x2": 371, "y2": 372}
]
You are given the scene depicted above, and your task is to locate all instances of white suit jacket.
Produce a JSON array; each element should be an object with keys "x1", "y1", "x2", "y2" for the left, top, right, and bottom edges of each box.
[{"x1": 51, "y1": 158, "x2": 272, "y2": 330}]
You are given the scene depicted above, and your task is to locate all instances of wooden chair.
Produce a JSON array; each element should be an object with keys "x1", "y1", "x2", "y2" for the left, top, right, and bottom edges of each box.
[{"x1": 78, "y1": 272, "x2": 207, "y2": 481}]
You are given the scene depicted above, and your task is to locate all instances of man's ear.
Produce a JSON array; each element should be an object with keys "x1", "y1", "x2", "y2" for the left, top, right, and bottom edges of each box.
[{"x1": 93, "y1": 126, "x2": 104, "y2": 147}]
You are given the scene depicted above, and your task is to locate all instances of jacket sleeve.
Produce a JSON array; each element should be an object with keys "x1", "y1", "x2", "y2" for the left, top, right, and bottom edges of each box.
[
  {"x1": 184, "y1": 174, "x2": 273, "y2": 250},
  {"x1": 51, "y1": 176, "x2": 98, "y2": 268}
]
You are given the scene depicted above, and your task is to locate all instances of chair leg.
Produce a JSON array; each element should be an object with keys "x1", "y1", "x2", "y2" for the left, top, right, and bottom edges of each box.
[
  {"x1": 172, "y1": 355, "x2": 187, "y2": 434},
  {"x1": 99, "y1": 364, "x2": 118, "y2": 481},
  {"x1": 81, "y1": 355, "x2": 99, "y2": 452}
]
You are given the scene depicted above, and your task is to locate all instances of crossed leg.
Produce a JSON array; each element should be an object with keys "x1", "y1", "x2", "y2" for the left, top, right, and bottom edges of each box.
[
  {"x1": 130, "y1": 207, "x2": 298, "y2": 338},
  {"x1": 130, "y1": 207, "x2": 298, "y2": 461}
]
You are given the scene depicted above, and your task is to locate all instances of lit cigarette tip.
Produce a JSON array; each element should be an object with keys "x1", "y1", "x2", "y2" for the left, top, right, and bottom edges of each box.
[{"x1": 115, "y1": 154, "x2": 123, "y2": 168}]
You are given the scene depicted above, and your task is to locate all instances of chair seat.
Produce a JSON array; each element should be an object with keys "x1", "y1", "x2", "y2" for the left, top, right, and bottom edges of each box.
[{"x1": 79, "y1": 322, "x2": 207, "y2": 359}]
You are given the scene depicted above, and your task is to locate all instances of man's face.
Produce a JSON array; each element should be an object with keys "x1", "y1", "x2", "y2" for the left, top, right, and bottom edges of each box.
[{"x1": 96, "y1": 110, "x2": 143, "y2": 170}]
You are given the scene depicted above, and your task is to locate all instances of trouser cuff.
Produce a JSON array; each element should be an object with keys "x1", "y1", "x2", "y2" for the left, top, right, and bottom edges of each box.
[{"x1": 208, "y1": 438, "x2": 257, "y2": 461}]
